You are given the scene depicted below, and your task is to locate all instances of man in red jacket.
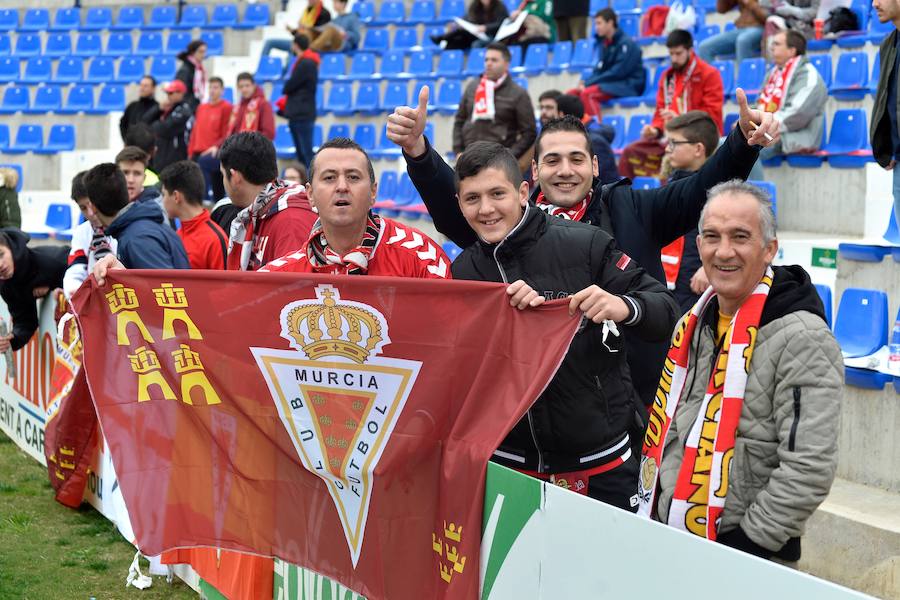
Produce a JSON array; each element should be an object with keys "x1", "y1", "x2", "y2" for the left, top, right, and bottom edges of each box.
[
  {"x1": 220, "y1": 132, "x2": 317, "y2": 271},
  {"x1": 188, "y1": 76, "x2": 232, "y2": 201},
  {"x1": 160, "y1": 160, "x2": 228, "y2": 270},
  {"x1": 228, "y1": 73, "x2": 276, "y2": 141},
  {"x1": 261, "y1": 138, "x2": 449, "y2": 279},
  {"x1": 619, "y1": 29, "x2": 724, "y2": 178}
]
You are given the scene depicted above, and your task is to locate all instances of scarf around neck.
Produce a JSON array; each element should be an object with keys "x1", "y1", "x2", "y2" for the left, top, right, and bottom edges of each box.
[
  {"x1": 663, "y1": 54, "x2": 697, "y2": 117},
  {"x1": 534, "y1": 189, "x2": 593, "y2": 222},
  {"x1": 473, "y1": 73, "x2": 507, "y2": 122},
  {"x1": 307, "y1": 212, "x2": 382, "y2": 275},
  {"x1": 188, "y1": 55, "x2": 207, "y2": 103},
  {"x1": 228, "y1": 180, "x2": 299, "y2": 271},
  {"x1": 758, "y1": 56, "x2": 800, "y2": 113}
]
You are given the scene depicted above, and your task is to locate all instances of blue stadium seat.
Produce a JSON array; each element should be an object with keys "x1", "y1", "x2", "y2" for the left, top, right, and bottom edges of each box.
[
  {"x1": 55, "y1": 57, "x2": 84, "y2": 84},
  {"x1": 620, "y1": 14, "x2": 641, "y2": 40},
  {"x1": 518, "y1": 43, "x2": 549, "y2": 74},
  {"x1": 37, "y1": 124, "x2": 75, "y2": 154},
  {"x1": 436, "y1": 49, "x2": 464, "y2": 78},
  {"x1": 734, "y1": 58, "x2": 765, "y2": 100},
  {"x1": 51, "y1": 8, "x2": 81, "y2": 32},
  {"x1": 92, "y1": 84, "x2": 125, "y2": 114},
  {"x1": 13, "y1": 34, "x2": 42, "y2": 58},
  {"x1": 436, "y1": 79, "x2": 462, "y2": 114},
  {"x1": 327, "y1": 123, "x2": 351, "y2": 140},
  {"x1": 74, "y1": 33, "x2": 103, "y2": 57},
  {"x1": 236, "y1": 4, "x2": 270, "y2": 29},
  {"x1": 147, "y1": 6, "x2": 177, "y2": 30},
  {"x1": 372, "y1": 124, "x2": 402, "y2": 159},
  {"x1": 312, "y1": 123, "x2": 324, "y2": 151},
  {"x1": 316, "y1": 85, "x2": 324, "y2": 111},
  {"x1": 808, "y1": 54, "x2": 832, "y2": 88},
  {"x1": 348, "y1": 52, "x2": 377, "y2": 80},
  {"x1": 439, "y1": 0, "x2": 466, "y2": 21},
  {"x1": 20, "y1": 9, "x2": 50, "y2": 32},
  {"x1": 748, "y1": 179, "x2": 777, "y2": 216},
  {"x1": 394, "y1": 173, "x2": 419, "y2": 205},
  {"x1": 0, "y1": 35, "x2": 9, "y2": 56},
  {"x1": 838, "y1": 241, "x2": 891, "y2": 262},
  {"x1": 844, "y1": 367, "x2": 893, "y2": 390},
  {"x1": 639, "y1": 65, "x2": 666, "y2": 106},
  {"x1": 513, "y1": 75, "x2": 529, "y2": 89},
  {"x1": 114, "y1": 6, "x2": 145, "y2": 30},
  {"x1": 363, "y1": 28, "x2": 390, "y2": 52},
  {"x1": 105, "y1": 33, "x2": 134, "y2": 57},
  {"x1": 0, "y1": 86, "x2": 28, "y2": 115},
  {"x1": 44, "y1": 203, "x2": 73, "y2": 235},
  {"x1": 442, "y1": 241, "x2": 462, "y2": 260},
  {"x1": 834, "y1": 287, "x2": 888, "y2": 357},
  {"x1": 870, "y1": 52, "x2": 880, "y2": 96},
  {"x1": 274, "y1": 125, "x2": 295, "y2": 158},
  {"x1": 45, "y1": 34, "x2": 73, "y2": 58},
  {"x1": 353, "y1": 82, "x2": 380, "y2": 113},
  {"x1": 381, "y1": 81, "x2": 409, "y2": 111},
  {"x1": 394, "y1": 28, "x2": 420, "y2": 49},
  {"x1": 723, "y1": 112, "x2": 739, "y2": 132},
  {"x1": 0, "y1": 58, "x2": 19, "y2": 84},
  {"x1": 820, "y1": 109, "x2": 872, "y2": 168},
  {"x1": 256, "y1": 56, "x2": 284, "y2": 82},
  {"x1": 177, "y1": 5, "x2": 207, "y2": 29},
  {"x1": 373, "y1": 1, "x2": 406, "y2": 24},
  {"x1": 7, "y1": 124, "x2": 43, "y2": 154},
  {"x1": 353, "y1": 123, "x2": 377, "y2": 151},
  {"x1": 319, "y1": 54, "x2": 346, "y2": 80},
  {"x1": 695, "y1": 24, "x2": 721, "y2": 43},
  {"x1": 785, "y1": 115, "x2": 827, "y2": 168},
  {"x1": 200, "y1": 31, "x2": 224, "y2": 56},
  {"x1": 410, "y1": 0, "x2": 437, "y2": 23},
  {"x1": 268, "y1": 82, "x2": 283, "y2": 112},
  {"x1": 408, "y1": 50, "x2": 434, "y2": 77},
  {"x1": 150, "y1": 56, "x2": 177, "y2": 81},
  {"x1": 166, "y1": 32, "x2": 192, "y2": 56},
  {"x1": 210, "y1": 4, "x2": 239, "y2": 28},
  {"x1": 325, "y1": 82, "x2": 354, "y2": 115},
  {"x1": 632, "y1": 177, "x2": 659, "y2": 189},
  {"x1": 508, "y1": 45, "x2": 523, "y2": 69},
  {"x1": 379, "y1": 50, "x2": 407, "y2": 79},
  {"x1": 85, "y1": 57, "x2": 116, "y2": 83},
  {"x1": 709, "y1": 60, "x2": 735, "y2": 99},
  {"x1": 814, "y1": 284, "x2": 832, "y2": 328},
  {"x1": 464, "y1": 48, "x2": 487, "y2": 76},
  {"x1": 830, "y1": 52, "x2": 868, "y2": 101},
  {"x1": 0, "y1": 10, "x2": 18, "y2": 32},
  {"x1": 547, "y1": 41, "x2": 573, "y2": 74},
  {"x1": 0, "y1": 126, "x2": 8, "y2": 152},
  {"x1": 624, "y1": 114, "x2": 652, "y2": 145},
  {"x1": 412, "y1": 80, "x2": 436, "y2": 108},
  {"x1": 22, "y1": 57, "x2": 52, "y2": 84},
  {"x1": 222, "y1": 86, "x2": 234, "y2": 104},
  {"x1": 83, "y1": 7, "x2": 113, "y2": 31},
  {"x1": 601, "y1": 115, "x2": 626, "y2": 151},
  {"x1": 422, "y1": 25, "x2": 445, "y2": 50},
  {"x1": 116, "y1": 56, "x2": 146, "y2": 84},
  {"x1": 377, "y1": 171, "x2": 398, "y2": 202},
  {"x1": 60, "y1": 85, "x2": 94, "y2": 114},
  {"x1": 885, "y1": 205, "x2": 900, "y2": 244},
  {"x1": 354, "y1": 1, "x2": 376, "y2": 22},
  {"x1": 571, "y1": 38, "x2": 594, "y2": 70},
  {"x1": 27, "y1": 86, "x2": 62, "y2": 114},
  {"x1": 136, "y1": 32, "x2": 164, "y2": 56}
]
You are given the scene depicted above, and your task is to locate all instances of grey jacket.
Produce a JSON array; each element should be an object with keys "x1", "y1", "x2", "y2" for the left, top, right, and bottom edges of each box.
[
  {"x1": 453, "y1": 76, "x2": 536, "y2": 159},
  {"x1": 766, "y1": 56, "x2": 828, "y2": 154},
  {"x1": 655, "y1": 265, "x2": 842, "y2": 558},
  {"x1": 871, "y1": 30, "x2": 899, "y2": 168}
]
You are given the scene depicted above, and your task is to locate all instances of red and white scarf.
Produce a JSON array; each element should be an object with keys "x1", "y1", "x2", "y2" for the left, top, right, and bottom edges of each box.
[
  {"x1": 188, "y1": 55, "x2": 207, "y2": 103},
  {"x1": 663, "y1": 54, "x2": 697, "y2": 117},
  {"x1": 228, "y1": 180, "x2": 306, "y2": 271},
  {"x1": 306, "y1": 212, "x2": 382, "y2": 275},
  {"x1": 472, "y1": 73, "x2": 507, "y2": 121},
  {"x1": 534, "y1": 189, "x2": 593, "y2": 222},
  {"x1": 758, "y1": 56, "x2": 800, "y2": 113},
  {"x1": 637, "y1": 266, "x2": 774, "y2": 540}
]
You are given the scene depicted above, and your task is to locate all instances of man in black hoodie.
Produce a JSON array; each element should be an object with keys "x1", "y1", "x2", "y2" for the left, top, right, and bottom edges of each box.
[
  {"x1": 120, "y1": 76, "x2": 159, "y2": 142},
  {"x1": 450, "y1": 141, "x2": 678, "y2": 510},
  {"x1": 0, "y1": 228, "x2": 67, "y2": 352},
  {"x1": 387, "y1": 86, "x2": 780, "y2": 409}
]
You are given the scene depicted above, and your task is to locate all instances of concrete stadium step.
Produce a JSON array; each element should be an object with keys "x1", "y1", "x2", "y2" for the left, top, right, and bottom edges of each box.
[{"x1": 802, "y1": 478, "x2": 900, "y2": 600}]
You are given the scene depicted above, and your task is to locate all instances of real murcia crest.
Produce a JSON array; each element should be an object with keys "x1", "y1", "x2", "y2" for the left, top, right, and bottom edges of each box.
[{"x1": 251, "y1": 284, "x2": 420, "y2": 567}]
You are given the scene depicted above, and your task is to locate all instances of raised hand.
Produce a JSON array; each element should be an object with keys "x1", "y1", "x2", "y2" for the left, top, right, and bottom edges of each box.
[
  {"x1": 736, "y1": 87, "x2": 780, "y2": 147},
  {"x1": 386, "y1": 85, "x2": 430, "y2": 157}
]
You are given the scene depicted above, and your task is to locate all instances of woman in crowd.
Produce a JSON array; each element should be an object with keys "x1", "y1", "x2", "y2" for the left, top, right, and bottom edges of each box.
[
  {"x1": 430, "y1": 0, "x2": 510, "y2": 49},
  {"x1": 175, "y1": 40, "x2": 208, "y2": 110}
]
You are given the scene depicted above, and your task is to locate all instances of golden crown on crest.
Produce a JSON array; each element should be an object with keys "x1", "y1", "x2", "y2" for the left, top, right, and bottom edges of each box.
[{"x1": 283, "y1": 286, "x2": 385, "y2": 364}]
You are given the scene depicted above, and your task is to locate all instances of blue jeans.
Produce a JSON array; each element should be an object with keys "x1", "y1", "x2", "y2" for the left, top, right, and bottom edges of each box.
[
  {"x1": 892, "y1": 164, "x2": 900, "y2": 233},
  {"x1": 261, "y1": 38, "x2": 293, "y2": 73},
  {"x1": 289, "y1": 119, "x2": 315, "y2": 168},
  {"x1": 697, "y1": 27, "x2": 763, "y2": 63}
]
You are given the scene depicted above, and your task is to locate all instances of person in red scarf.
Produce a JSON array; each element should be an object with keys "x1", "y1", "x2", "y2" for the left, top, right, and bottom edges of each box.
[
  {"x1": 281, "y1": 34, "x2": 320, "y2": 168},
  {"x1": 619, "y1": 29, "x2": 723, "y2": 178},
  {"x1": 261, "y1": 138, "x2": 450, "y2": 279},
  {"x1": 228, "y1": 73, "x2": 276, "y2": 141},
  {"x1": 175, "y1": 39, "x2": 207, "y2": 110}
]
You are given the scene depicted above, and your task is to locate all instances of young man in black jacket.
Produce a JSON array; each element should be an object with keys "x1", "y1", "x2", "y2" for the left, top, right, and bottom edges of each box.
[
  {"x1": 450, "y1": 141, "x2": 678, "y2": 510},
  {"x1": 387, "y1": 86, "x2": 780, "y2": 408},
  {"x1": 142, "y1": 80, "x2": 194, "y2": 174},
  {"x1": 283, "y1": 34, "x2": 319, "y2": 168}
]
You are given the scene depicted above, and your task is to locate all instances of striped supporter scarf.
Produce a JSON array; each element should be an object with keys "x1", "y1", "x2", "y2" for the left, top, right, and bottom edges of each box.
[
  {"x1": 307, "y1": 211, "x2": 381, "y2": 275},
  {"x1": 534, "y1": 189, "x2": 592, "y2": 222},
  {"x1": 637, "y1": 266, "x2": 774, "y2": 540}
]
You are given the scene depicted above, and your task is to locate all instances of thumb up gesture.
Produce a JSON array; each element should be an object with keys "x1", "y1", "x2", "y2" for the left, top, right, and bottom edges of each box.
[{"x1": 387, "y1": 85, "x2": 430, "y2": 157}]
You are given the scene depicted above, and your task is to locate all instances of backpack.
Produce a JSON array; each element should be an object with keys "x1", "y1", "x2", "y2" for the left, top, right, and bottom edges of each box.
[
  {"x1": 664, "y1": 1, "x2": 697, "y2": 34},
  {"x1": 641, "y1": 6, "x2": 669, "y2": 37},
  {"x1": 824, "y1": 6, "x2": 859, "y2": 34}
]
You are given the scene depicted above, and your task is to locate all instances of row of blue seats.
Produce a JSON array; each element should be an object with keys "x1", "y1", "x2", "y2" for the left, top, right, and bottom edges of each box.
[
  {"x1": 839, "y1": 206, "x2": 900, "y2": 262},
  {"x1": 0, "y1": 83, "x2": 125, "y2": 115},
  {"x1": 0, "y1": 55, "x2": 183, "y2": 86},
  {"x1": 0, "y1": 123, "x2": 75, "y2": 154},
  {"x1": 274, "y1": 122, "x2": 435, "y2": 161},
  {"x1": 0, "y1": 31, "x2": 224, "y2": 59},
  {"x1": 830, "y1": 286, "x2": 900, "y2": 392},
  {"x1": 0, "y1": 5, "x2": 269, "y2": 33}
]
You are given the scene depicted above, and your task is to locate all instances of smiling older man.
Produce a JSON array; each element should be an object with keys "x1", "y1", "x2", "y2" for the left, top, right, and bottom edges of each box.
[{"x1": 638, "y1": 179, "x2": 841, "y2": 563}]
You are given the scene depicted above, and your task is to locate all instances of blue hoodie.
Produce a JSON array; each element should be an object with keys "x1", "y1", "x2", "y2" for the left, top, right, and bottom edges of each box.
[{"x1": 106, "y1": 201, "x2": 190, "y2": 270}]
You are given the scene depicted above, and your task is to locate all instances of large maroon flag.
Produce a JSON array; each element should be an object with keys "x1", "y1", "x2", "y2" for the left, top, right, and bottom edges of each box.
[{"x1": 71, "y1": 271, "x2": 578, "y2": 599}]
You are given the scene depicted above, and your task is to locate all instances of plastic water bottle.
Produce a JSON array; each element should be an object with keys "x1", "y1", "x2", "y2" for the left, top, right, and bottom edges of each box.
[{"x1": 889, "y1": 320, "x2": 900, "y2": 373}]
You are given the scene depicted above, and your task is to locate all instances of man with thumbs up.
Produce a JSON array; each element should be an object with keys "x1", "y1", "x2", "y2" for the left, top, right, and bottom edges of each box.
[
  {"x1": 388, "y1": 85, "x2": 779, "y2": 411},
  {"x1": 452, "y1": 42, "x2": 536, "y2": 171}
]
